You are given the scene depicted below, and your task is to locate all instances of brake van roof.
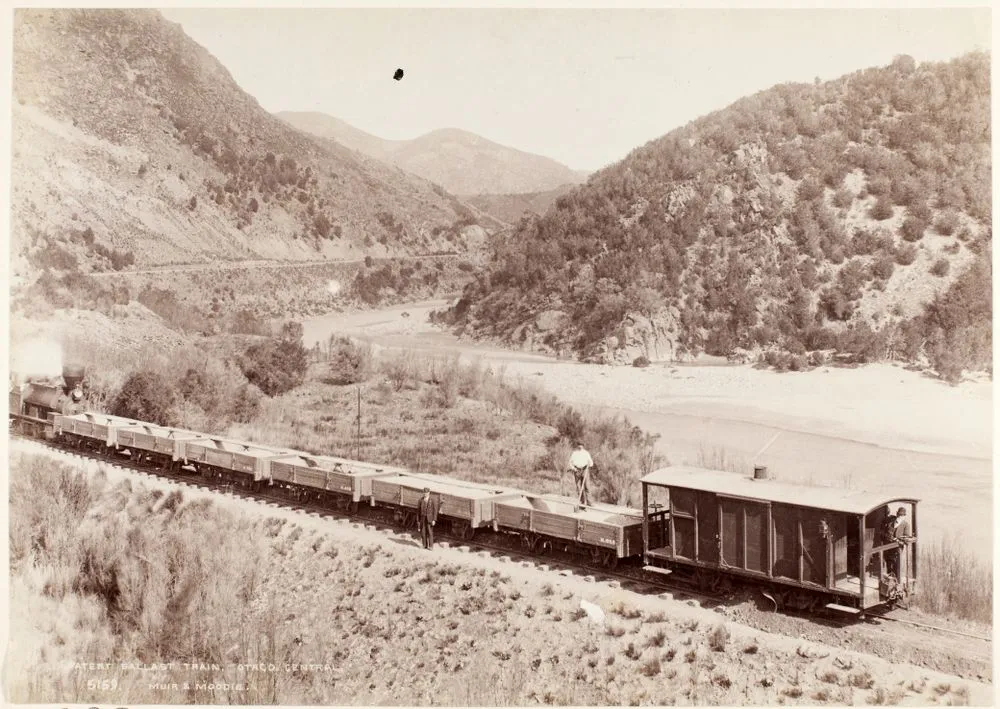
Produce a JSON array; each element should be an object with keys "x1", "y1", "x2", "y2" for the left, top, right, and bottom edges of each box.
[{"x1": 641, "y1": 466, "x2": 918, "y2": 516}]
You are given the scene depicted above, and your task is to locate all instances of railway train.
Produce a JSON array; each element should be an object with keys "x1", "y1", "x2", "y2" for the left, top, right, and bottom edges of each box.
[{"x1": 9, "y1": 369, "x2": 918, "y2": 618}]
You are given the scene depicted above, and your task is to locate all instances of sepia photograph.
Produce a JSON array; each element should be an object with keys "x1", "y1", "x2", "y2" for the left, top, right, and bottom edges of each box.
[{"x1": 3, "y1": 2, "x2": 993, "y2": 706}]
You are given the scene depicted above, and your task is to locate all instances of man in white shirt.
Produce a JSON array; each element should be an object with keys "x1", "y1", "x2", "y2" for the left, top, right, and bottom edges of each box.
[{"x1": 568, "y1": 442, "x2": 595, "y2": 506}]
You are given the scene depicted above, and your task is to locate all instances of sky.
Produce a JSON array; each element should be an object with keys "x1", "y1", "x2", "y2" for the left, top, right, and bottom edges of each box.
[{"x1": 95, "y1": 7, "x2": 999, "y2": 171}]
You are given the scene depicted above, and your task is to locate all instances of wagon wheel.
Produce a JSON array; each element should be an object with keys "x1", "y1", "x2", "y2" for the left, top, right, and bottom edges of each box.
[
  {"x1": 603, "y1": 549, "x2": 619, "y2": 570},
  {"x1": 716, "y1": 575, "x2": 734, "y2": 595},
  {"x1": 523, "y1": 533, "x2": 540, "y2": 553},
  {"x1": 452, "y1": 520, "x2": 475, "y2": 541},
  {"x1": 694, "y1": 569, "x2": 713, "y2": 592},
  {"x1": 348, "y1": 500, "x2": 360, "y2": 515},
  {"x1": 589, "y1": 547, "x2": 604, "y2": 566},
  {"x1": 402, "y1": 509, "x2": 416, "y2": 529}
]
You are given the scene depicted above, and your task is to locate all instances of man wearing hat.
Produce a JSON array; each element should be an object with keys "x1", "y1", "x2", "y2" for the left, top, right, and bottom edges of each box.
[
  {"x1": 890, "y1": 506, "x2": 912, "y2": 581},
  {"x1": 567, "y1": 441, "x2": 595, "y2": 506},
  {"x1": 417, "y1": 487, "x2": 441, "y2": 549}
]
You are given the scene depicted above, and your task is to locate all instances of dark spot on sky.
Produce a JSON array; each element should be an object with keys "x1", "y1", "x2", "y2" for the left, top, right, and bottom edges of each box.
[{"x1": 393, "y1": 68, "x2": 404, "y2": 81}]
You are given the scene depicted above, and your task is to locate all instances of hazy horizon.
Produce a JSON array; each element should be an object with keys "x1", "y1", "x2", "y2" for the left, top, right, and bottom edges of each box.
[{"x1": 159, "y1": 6, "x2": 990, "y2": 172}]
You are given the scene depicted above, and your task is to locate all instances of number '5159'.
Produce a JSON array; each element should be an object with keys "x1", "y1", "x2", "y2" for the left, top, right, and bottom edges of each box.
[{"x1": 86, "y1": 679, "x2": 119, "y2": 691}]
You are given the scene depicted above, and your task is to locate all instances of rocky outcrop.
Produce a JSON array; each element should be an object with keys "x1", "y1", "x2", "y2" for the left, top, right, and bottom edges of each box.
[{"x1": 596, "y1": 309, "x2": 680, "y2": 365}]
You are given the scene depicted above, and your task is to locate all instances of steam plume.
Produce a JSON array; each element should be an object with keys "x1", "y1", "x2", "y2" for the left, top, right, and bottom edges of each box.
[{"x1": 10, "y1": 338, "x2": 64, "y2": 379}]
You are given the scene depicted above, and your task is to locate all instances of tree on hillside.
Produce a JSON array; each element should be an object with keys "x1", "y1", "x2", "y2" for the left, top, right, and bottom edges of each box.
[
  {"x1": 240, "y1": 322, "x2": 309, "y2": 396},
  {"x1": 111, "y1": 372, "x2": 178, "y2": 425}
]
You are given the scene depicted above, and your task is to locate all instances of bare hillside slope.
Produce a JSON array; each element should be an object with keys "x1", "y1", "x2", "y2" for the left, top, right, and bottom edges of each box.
[{"x1": 11, "y1": 9, "x2": 493, "y2": 285}]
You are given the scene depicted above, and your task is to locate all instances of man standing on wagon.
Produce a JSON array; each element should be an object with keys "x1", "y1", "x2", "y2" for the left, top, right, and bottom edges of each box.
[
  {"x1": 417, "y1": 487, "x2": 441, "y2": 550},
  {"x1": 568, "y1": 442, "x2": 595, "y2": 506}
]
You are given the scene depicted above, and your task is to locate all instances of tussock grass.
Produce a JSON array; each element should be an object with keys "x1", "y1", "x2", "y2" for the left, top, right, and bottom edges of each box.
[
  {"x1": 849, "y1": 670, "x2": 875, "y2": 689},
  {"x1": 707, "y1": 623, "x2": 729, "y2": 651},
  {"x1": 914, "y1": 534, "x2": 992, "y2": 624},
  {"x1": 694, "y1": 446, "x2": 750, "y2": 475},
  {"x1": 9, "y1": 454, "x2": 274, "y2": 703},
  {"x1": 645, "y1": 628, "x2": 668, "y2": 648}
]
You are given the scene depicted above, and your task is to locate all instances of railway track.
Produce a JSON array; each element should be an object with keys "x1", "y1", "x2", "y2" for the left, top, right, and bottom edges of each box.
[{"x1": 10, "y1": 433, "x2": 992, "y2": 647}]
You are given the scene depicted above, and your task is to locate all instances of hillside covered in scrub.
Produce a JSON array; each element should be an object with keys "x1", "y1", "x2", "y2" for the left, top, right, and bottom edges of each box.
[
  {"x1": 442, "y1": 53, "x2": 991, "y2": 377},
  {"x1": 10, "y1": 9, "x2": 494, "y2": 291}
]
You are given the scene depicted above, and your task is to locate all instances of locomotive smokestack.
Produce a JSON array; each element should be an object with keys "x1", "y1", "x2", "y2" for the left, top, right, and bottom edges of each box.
[
  {"x1": 62, "y1": 364, "x2": 85, "y2": 392},
  {"x1": 753, "y1": 465, "x2": 770, "y2": 480}
]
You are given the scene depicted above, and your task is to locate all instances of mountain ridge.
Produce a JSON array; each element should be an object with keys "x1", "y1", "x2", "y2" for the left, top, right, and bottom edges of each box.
[{"x1": 278, "y1": 110, "x2": 589, "y2": 195}]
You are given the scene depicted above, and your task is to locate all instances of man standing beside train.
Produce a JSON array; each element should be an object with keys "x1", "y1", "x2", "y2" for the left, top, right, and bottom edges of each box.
[
  {"x1": 417, "y1": 488, "x2": 441, "y2": 550},
  {"x1": 568, "y1": 442, "x2": 595, "y2": 506}
]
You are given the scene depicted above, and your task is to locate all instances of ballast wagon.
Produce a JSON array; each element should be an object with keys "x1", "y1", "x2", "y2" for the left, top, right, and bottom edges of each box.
[
  {"x1": 371, "y1": 472, "x2": 521, "y2": 539},
  {"x1": 182, "y1": 437, "x2": 292, "y2": 489},
  {"x1": 494, "y1": 493, "x2": 656, "y2": 567},
  {"x1": 266, "y1": 453, "x2": 405, "y2": 510}
]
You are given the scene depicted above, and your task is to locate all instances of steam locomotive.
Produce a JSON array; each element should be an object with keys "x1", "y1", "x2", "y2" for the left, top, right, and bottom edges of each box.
[{"x1": 9, "y1": 364, "x2": 87, "y2": 438}]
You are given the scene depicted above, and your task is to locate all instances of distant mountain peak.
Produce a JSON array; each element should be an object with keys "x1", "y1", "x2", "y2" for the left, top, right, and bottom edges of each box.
[{"x1": 279, "y1": 111, "x2": 589, "y2": 195}]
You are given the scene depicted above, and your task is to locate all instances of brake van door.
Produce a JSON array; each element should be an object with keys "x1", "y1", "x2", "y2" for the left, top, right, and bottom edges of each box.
[{"x1": 696, "y1": 491, "x2": 719, "y2": 564}]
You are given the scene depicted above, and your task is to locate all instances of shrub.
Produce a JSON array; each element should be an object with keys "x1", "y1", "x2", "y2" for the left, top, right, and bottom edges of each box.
[
  {"x1": 907, "y1": 200, "x2": 932, "y2": 223},
  {"x1": 871, "y1": 254, "x2": 895, "y2": 280},
  {"x1": 850, "y1": 228, "x2": 879, "y2": 256},
  {"x1": 900, "y1": 215, "x2": 927, "y2": 242},
  {"x1": 640, "y1": 658, "x2": 661, "y2": 677},
  {"x1": 240, "y1": 324, "x2": 309, "y2": 396},
  {"x1": 228, "y1": 309, "x2": 269, "y2": 336},
  {"x1": 934, "y1": 210, "x2": 961, "y2": 236},
  {"x1": 869, "y1": 196, "x2": 894, "y2": 221},
  {"x1": 930, "y1": 258, "x2": 950, "y2": 277},
  {"x1": 796, "y1": 178, "x2": 824, "y2": 202},
  {"x1": 832, "y1": 187, "x2": 853, "y2": 209},
  {"x1": 229, "y1": 384, "x2": 262, "y2": 423},
  {"x1": 324, "y1": 337, "x2": 372, "y2": 385},
  {"x1": 632, "y1": 355, "x2": 650, "y2": 368},
  {"x1": 818, "y1": 287, "x2": 855, "y2": 321},
  {"x1": 849, "y1": 671, "x2": 875, "y2": 689},
  {"x1": 31, "y1": 242, "x2": 78, "y2": 271},
  {"x1": 110, "y1": 371, "x2": 178, "y2": 425},
  {"x1": 894, "y1": 243, "x2": 917, "y2": 265},
  {"x1": 556, "y1": 408, "x2": 586, "y2": 443},
  {"x1": 805, "y1": 326, "x2": 838, "y2": 351}
]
